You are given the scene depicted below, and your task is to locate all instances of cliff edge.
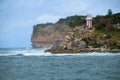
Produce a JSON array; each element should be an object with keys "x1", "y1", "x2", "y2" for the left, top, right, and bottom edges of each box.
[
  {"x1": 31, "y1": 23, "x2": 69, "y2": 48},
  {"x1": 31, "y1": 13, "x2": 120, "y2": 53}
]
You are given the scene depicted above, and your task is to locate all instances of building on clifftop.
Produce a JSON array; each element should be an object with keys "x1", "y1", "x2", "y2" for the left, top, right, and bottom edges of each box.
[{"x1": 86, "y1": 13, "x2": 92, "y2": 29}]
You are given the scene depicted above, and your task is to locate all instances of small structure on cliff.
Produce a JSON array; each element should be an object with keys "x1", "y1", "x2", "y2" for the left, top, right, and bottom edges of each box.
[
  {"x1": 86, "y1": 13, "x2": 92, "y2": 29},
  {"x1": 113, "y1": 23, "x2": 120, "y2": 29}
]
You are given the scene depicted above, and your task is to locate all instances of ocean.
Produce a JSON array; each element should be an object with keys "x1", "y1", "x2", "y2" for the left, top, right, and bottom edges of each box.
[{"x1": 0, "y1": 48, "x2": 120, "y2": 80}]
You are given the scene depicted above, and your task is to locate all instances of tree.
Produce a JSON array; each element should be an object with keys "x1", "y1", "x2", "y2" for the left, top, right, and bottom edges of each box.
[
  {"x1": 69, "y1": 22, "x2": 75, "y2": 28},
  {"x1": 107, "y1": 9, "x2": 112, "y2": 16}
]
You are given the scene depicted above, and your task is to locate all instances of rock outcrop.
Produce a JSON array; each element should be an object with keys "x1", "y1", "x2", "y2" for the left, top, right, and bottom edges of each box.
[
  {"x1": 31, "y1": 23, "x2": 69, "y2": 48},
  {"x1": 45, "y1": 26, "x2": 90, "y2": 53},
  {"x1": 45, "y1": 26, "x2": 120, "y2": 54},
  {"x1": 59, "y1": 26, "x2": 88, "y2": 50},
  {"x1": 31, "y1": 13, "x2": 120, "y2": 53}
]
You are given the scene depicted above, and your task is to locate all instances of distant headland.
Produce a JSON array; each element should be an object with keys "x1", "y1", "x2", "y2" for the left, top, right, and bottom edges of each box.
[{"x1": 31, "y1": 9, "x2": 120, "y2": 54}]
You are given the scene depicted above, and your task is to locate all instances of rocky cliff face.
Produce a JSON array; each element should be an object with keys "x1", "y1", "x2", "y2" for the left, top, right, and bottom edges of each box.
[
  {"x1": 59, "y1": 26, "x2": 89, "y2": 50},
  {"x1": 45, "y1": 26, "x2": 120, "y2": 53},
  {"x1": 45, "y1": 31, "x2": 120, "y2": 54},
  {"x1": 31, "y1": 23, "x2": 69, "y2": 48},
  {"x1": 31, "y1": 14, "x2": 120, "y2": 50}
]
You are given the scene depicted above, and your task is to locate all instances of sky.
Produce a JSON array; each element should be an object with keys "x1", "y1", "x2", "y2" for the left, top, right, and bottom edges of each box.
[{"x1": 0, "y1": 0, "x2": 120, "y2": 48}]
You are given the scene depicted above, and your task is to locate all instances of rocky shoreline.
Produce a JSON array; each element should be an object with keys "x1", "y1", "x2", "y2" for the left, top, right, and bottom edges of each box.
[
  {"x1": 45, "y1": 26, "x2": 120, "y2": 54},
  {"x1": 45, "y1": 47, "x2": 120, "y2": 54},
  {"x1": 31, "y1": 13, "x2": 120, "y2": 53}
]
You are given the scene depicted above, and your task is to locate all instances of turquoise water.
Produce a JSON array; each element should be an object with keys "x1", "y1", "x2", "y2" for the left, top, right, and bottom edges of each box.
[{"x1": 0, "y1": 48, "x2": 120, "y2": 80}]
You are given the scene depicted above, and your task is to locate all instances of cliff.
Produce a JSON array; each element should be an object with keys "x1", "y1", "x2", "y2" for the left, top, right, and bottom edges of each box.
[
  {"x1": 45, "y1": 27, "x2": 120, "y2": 54},
  {"x1": 31, "y1": 12, "x2": 120, "y2": 52},
  {"x1": 31, "y1": 23, "x2": 69, "y2": 48},
  {"x1": 31, "y1": 15, "x2": 86, "y2": 48}
]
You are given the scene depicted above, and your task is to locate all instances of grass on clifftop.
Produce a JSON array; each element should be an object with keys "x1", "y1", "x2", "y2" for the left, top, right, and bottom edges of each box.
[{"x1": 93, "y1": 29, "x2": 120, "y2": 40}]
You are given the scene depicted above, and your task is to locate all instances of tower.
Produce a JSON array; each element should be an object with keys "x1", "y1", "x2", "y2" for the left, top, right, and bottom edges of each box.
[{"x1": 86, "y1": 13, "x2": 92, "y2": 29}]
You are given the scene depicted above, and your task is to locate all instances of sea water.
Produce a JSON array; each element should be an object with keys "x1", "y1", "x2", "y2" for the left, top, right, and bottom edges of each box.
[{"x1": 0, "y1": 48, "x2": 120, "y2": 80}]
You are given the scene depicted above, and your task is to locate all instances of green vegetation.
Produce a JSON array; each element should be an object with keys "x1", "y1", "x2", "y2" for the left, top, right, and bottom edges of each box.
[
  {"x1": 56, "y1": 9, "x2": 120, "y2": 32},
  {"x1": 81, "y1": 38, "x2": 89, "y2": 48},
  {"x1": 108, "y1": 45, "x2": 120, "y2": 50},
  {"x1": 90, "y1": 42, "x2": 101, "y2": 48},
  {"x1": 82, "y1": 38, "x2": 102, "y2": 48},
  {"x1": 93, "y1": 30, "x2": 120, "y2": 41},
  {"x1": 93, "y1": 9, "x2": 120, "y2": 32},
  {"x1": 33, "y1": 9, "x2": 120, "y2": 49},
  {"x1": 34, "y1": 9, "x2": 120, "y2": 32},
  {"x1": 57, "y1": 15, "x2": 86, "y2": 27},
  {"x1": 34, "y1": 23, "x2": 54, "y2": 28},
  {"x1": 107, "y1": 9, "x2": 112, "y2": 16}
]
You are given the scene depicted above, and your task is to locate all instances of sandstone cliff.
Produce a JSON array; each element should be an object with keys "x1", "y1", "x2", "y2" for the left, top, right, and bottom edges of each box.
[
  {"x1": 31, "y1": 13, "x2": 120, "y2": 51},
  {"x1": 45, "y1": 26, "x2": 120, "y2": 54},
  {"x1": 31, "y1": 15, "x2": 86, "y2": 48},
  {"x1": 31, "y1": 23, "x2": 69, "y2": 48}
]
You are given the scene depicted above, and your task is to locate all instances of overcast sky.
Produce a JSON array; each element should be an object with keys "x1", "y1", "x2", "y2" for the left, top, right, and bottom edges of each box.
[{"x1": 0, "y1": 0, "x2": 120, "y2": 48}]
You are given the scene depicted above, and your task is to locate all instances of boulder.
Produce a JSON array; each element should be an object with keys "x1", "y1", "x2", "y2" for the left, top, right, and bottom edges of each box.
[
  {"x1": 79, "y1": 41, "x2": 86, "y2": 48},
  {"x1": 97, "y1": 39, "x2": 105, "y2": 45},
  {"x1": 66, "y1": 42, "x2": 73, "y2": 49},
  {"x1": 116, "y1": 41, "x2": 120, "y2": 46}
]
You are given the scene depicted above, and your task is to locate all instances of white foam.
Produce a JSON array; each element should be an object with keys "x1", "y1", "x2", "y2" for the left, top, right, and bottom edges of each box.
[
  {"x1": 0, "y1": 48, "x2": 120, "y2": 57},
  {"x1": 50, "y1": 52, "x2": 120, "y2": 56},
  {"x1": 0, "y1": 48, "x2": 50, "y2": 56}
]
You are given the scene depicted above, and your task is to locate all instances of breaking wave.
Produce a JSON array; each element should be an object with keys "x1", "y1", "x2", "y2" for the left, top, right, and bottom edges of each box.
[
  {"x1": 0, "y1": 48, "x2": 50, "y2": 56},
  {"x1": 0, "y1": 48, "x2": 120, "y2": 57}
]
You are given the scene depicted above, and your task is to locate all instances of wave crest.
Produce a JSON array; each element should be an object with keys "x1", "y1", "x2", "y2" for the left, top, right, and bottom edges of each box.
[{"x1": 0, "y1": 48, "x2": 120, "y2": 57}]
